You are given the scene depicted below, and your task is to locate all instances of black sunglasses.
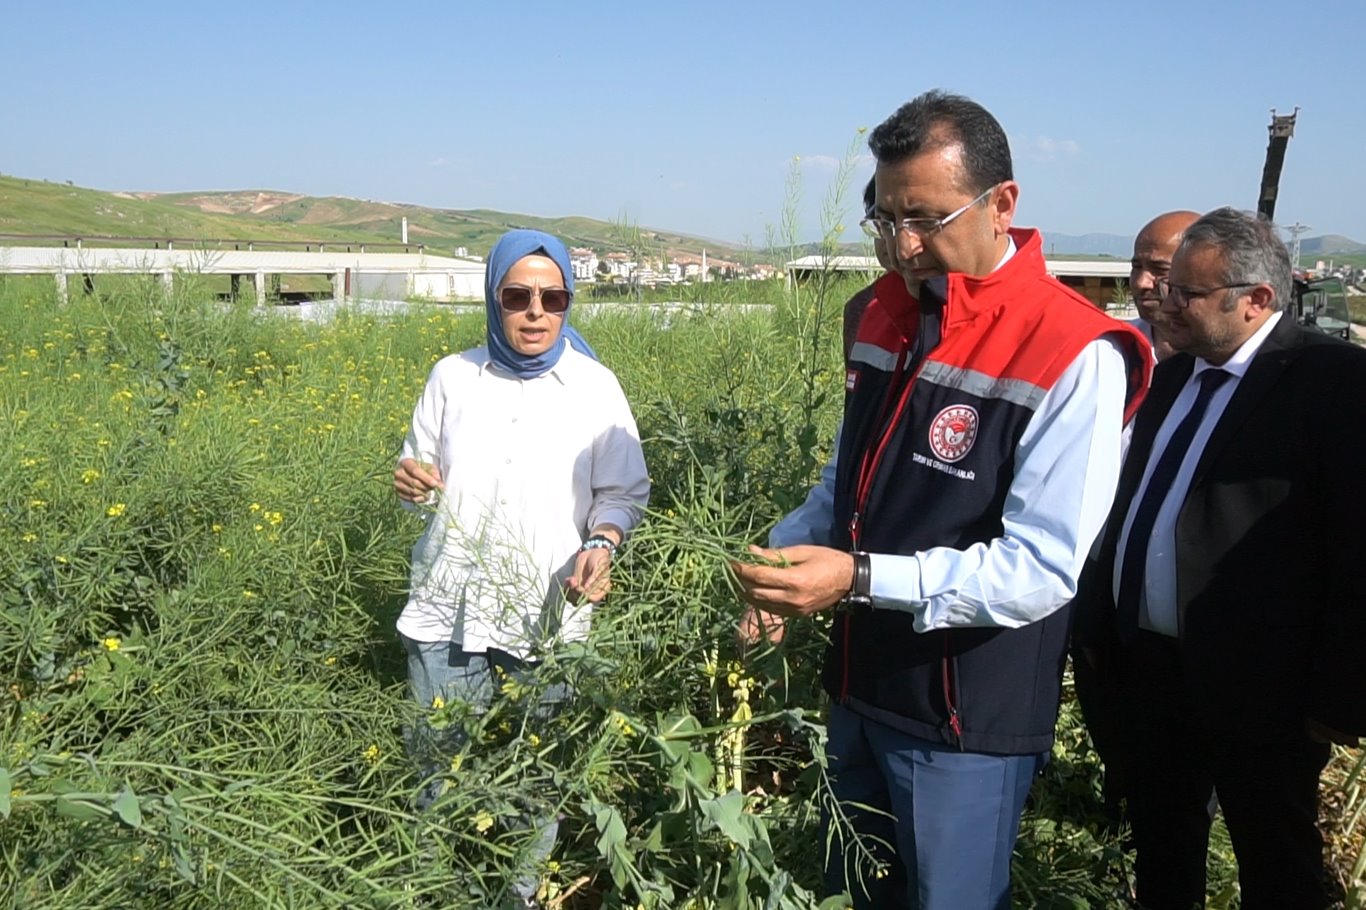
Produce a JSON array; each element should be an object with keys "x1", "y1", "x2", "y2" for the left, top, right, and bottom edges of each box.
[{"x1": 499, "y1": 285, "x2": 571, "y2": 314}]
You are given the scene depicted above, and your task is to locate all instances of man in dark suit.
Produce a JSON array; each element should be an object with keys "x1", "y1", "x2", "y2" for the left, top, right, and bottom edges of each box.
[{"x1": 1074, "y1": 207, "x2": 1366, "y2": 909}]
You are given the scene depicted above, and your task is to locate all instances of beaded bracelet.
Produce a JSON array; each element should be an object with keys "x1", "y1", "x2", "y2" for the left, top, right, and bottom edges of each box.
[{"x1": 579, "y1": 534, "x2": 618, "y2": 553}]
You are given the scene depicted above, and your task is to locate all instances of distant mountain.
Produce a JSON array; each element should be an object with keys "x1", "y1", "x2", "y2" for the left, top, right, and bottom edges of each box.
[
  {"x1": 1298, "y1": 234, "x2": 1366, "y2": 255},
  {"x1": 1039, "y1": 230, "x2": 1366, "y2": 259},
  {"x1": 1037, "y1": 232, "x2": 1132, "y2": 258}
]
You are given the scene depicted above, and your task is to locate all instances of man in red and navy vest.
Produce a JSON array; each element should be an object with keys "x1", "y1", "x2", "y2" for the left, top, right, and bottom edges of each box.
[{"x1": 735, "y1": 90, "x2": 1152, "y2": 909}]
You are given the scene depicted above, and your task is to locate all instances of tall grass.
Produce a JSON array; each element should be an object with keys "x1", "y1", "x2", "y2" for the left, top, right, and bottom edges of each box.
[{"x1": 1, "y1": 256, "x2": 1360, "y2": 908}]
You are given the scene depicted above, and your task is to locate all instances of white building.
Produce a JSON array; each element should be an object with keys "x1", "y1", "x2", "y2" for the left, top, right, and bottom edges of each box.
[
  {"x1": 569, "y1": 247, "x2": 599, "y2": 282},
  {"x1": 602, "y1": 253, "x2": 636, "y2": 280}
]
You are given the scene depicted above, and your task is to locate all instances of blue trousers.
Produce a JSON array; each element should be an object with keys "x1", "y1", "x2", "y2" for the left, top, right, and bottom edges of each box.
[
  {"x1": 823, "y1": 703, "x2": 1045, "y2": 910},
  {"x1": 403, "y1": 637, "x2": 567, "y2": 903}
]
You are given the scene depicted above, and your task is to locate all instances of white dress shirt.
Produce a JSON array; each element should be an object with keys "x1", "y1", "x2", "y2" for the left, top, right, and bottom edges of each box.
[
  {"x1": 1113, "y1": 310, "x2": 1283, "y2": 637},
  {"x1": 398, "y1": 346, "x2": 650, "y2": 657},
  {"x1": 769, "y1": 238, "x2": 1132, "y2": 632}
]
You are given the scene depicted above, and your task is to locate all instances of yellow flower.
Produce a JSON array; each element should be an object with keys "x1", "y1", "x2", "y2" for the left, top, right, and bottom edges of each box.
[
  {"x1": 431, "y1": 695, "x2": 445, "y2": 710},
  {"x1": 80, "y1": 469, "x2": 100, "y2": 484},
  {"x1": 242, "y1": 589, "x2": 257, "y2": 600},
  {"x1": 323, "y1": 655, "x2": 338, "y2": 667},
  {"x1": 362, "y1": 744, "x2": 381, "y2": 766},
  {"x1": 21, "y1": 532, "x2": 37, "y2": 543},
  {"x1": 102, "y1": 637, "x2": 121, "y2": 652},
  {"x1": 527, "y1": 733, "x2": 541, "y2": 747},
  {"x1": 29, "y1": 499, "x2": 47, "y2": 509},
  {"x1": 472, "y1": 810, "x2": 494, "y2": 833},
  {"x1": 106, "y1": 503, "x2": 126, "y2": 518}
]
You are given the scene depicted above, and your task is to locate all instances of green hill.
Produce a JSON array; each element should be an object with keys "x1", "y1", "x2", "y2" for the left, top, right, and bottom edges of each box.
[{"x1": 0, "y1": 175, "x2": 757, "y2": 261}]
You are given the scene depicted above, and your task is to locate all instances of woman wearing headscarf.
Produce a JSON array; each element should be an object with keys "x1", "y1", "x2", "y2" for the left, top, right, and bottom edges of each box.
[{"x1": 393, "y1": 229, "x2": 649, "y2": 904}]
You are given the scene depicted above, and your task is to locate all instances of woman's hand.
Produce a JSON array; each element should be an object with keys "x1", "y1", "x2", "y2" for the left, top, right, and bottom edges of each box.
[
  {"x1": 566, "y1": 548, "x2": 612, "y2": 604},
  {"x1": 394, "y1": 458, "x2": 444, "y2": 504},
  {"x1": 566, "y1": 526, "x2": 623, "y2": 604}
]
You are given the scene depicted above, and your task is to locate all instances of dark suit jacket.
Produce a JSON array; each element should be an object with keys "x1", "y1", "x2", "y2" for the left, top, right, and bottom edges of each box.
[{"x1": 1075, "y1": 313, "x2": 1366, "y2": 740}]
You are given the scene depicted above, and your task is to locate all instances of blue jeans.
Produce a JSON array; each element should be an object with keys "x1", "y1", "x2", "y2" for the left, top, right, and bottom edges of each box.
[
  {"x1": 403, "y1": 637, "x2": 569, "y2": 903},
  {"x1": 823, "y1": 703, "x2": 1045, "y2": 910}
]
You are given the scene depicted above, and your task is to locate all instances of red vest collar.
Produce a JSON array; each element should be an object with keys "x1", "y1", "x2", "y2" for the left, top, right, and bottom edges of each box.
[{"x1": 873, "y1": 227, "x2": 1047, "y2": 332}]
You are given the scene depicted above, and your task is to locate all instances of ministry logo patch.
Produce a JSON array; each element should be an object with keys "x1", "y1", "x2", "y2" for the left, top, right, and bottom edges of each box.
[{"x1": 928, "y1": 404, "x2": 979, "y2": 463}]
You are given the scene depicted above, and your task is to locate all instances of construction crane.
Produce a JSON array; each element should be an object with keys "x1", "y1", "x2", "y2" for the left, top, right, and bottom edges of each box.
[
  {"x1": 1256, "y1": 108, "x2": 1352, "y2": 339},
  {"x1": 1257, "y1": 108, "x2": 1298, "y2": 222}
]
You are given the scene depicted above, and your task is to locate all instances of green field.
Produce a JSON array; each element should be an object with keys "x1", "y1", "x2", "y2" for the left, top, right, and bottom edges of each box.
[{"x1": 1, "y1": 273, "x2": 1362, "y2": 909}]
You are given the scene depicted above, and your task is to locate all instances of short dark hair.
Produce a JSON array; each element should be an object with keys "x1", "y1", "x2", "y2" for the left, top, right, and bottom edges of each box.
[
  {"x1": 862, "y1": 177, "x2": 876, "y2": 217},
  {"x1": 1180, "y1": 207, "x2": 1292, "y2": 312},
  {"x1": 868, "y1": 89, "x2": 1013, "y2": 194}
]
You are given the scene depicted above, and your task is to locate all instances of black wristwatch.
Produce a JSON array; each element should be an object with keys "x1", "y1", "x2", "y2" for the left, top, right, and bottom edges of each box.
[{"x1": 842, "y1": 551, "x2": 873, "y2": 608}]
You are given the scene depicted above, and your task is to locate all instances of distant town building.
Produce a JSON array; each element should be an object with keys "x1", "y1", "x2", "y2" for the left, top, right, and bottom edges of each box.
[{"x1": 569, "y1": 247, "x2": 599, "y2": 282}]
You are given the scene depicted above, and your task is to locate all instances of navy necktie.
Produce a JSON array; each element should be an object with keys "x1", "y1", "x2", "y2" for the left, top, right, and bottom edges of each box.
[{"x1": 1116, "y1": 368, "x2": 1231, "y2": 641}]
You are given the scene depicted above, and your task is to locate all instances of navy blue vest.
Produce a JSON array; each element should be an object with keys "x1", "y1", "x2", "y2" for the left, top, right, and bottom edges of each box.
[{"x1": 826, "y1": 234, "x2": 1150, "y2": 754}]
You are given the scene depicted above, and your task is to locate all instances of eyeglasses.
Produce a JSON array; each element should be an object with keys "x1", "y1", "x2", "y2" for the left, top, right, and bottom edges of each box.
[
  {"x1": 860, "y1": 184, "x2": 997, "y2": 241},
  {"x1": 1158, "y1": 279, "x2": 1261, "y2": 309},
  {"x1": 499, "y1": 285, "x2": 571, "y2": 314}
]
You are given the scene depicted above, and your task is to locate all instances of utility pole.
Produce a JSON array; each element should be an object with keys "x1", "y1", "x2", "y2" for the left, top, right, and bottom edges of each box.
[{"x1": 1284, "y1": 221, "x2": 1312, "y2": 271}]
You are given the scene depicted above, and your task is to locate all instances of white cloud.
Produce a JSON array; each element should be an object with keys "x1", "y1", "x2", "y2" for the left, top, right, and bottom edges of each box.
[
  {"x1": 777, "y1": 153, "x2": 849, "y2": 172},
  {"x1": 1018, "y1": 136, "x2": 1081, "y2": 162},
  {"x1": 429, "y1": 157, "x2": 449, "y2": 167},
  {"x1": 801, "y1": 154, "x2": 841, "y2": 171}
]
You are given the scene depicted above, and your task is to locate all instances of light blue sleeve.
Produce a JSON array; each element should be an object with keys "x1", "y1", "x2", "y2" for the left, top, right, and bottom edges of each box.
[
  {"x1": 868, "y1": 338, "x2": 1127, "y2": 630},
  {"x1": 768, "y1": 422, "x2": 842, "y2": 549}
]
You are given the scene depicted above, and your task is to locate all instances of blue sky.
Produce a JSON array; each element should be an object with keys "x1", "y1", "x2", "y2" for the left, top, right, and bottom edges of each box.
[{"x1": 4, "y1": 0, "x2": 1364, "y2": 245}]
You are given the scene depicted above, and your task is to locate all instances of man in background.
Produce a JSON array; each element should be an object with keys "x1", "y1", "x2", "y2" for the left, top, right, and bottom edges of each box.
[
  {"x1": 1127, "y1": 210, "x2": 1200, "y2": 362},
  {"x1": 1074, "y1": 208, "x2": 1203, "y2": 821},
  {"x1": 1075, "y1": 207, "x2": 1366, "y2": 908}
]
